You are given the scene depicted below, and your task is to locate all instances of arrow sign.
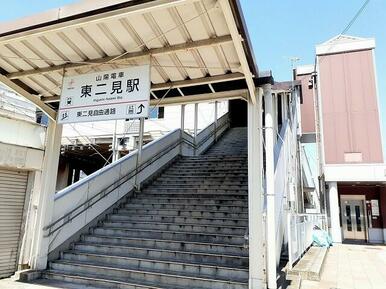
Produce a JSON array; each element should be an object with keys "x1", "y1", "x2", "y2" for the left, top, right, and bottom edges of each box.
[{"x1": 137, "y1": 104, "x2": 145, "y2": 114}]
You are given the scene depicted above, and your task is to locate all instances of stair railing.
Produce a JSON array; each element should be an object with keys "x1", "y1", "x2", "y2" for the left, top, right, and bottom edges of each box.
[{"x1": 44, "y1": 113, "x2": 230, "y2": 254}]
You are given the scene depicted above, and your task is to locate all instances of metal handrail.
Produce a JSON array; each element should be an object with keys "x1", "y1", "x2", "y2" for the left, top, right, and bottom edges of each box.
[{"x1": 44, "y1": 117, "x2": 230, "y2": 236}]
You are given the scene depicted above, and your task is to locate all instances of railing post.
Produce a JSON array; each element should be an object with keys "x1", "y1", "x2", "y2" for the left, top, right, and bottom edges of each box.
[{"x1": 135, "y1": 117, "x2": 145, "y2": 190}]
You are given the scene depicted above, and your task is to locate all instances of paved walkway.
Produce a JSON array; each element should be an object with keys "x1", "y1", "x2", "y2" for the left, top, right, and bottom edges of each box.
[{"x1": 301, "y1": 243, "x2": 386, "y2": 289}]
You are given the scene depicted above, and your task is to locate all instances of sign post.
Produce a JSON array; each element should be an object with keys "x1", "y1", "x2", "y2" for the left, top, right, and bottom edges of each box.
[{"x1": 58, "y1": 65, "x2": 150, "y2": 124}]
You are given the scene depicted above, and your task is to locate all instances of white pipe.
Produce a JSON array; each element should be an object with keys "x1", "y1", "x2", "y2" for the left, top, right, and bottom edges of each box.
[
  {"x1": 135, "y1": 117, "x2": 145, "y2": 190},
  {"x1": 247, "y1": 90, "x2": 265, "y2": 289},
  {"x1": 214, "y1": 101, "x2": 218, "y2": 141},
  {"x1": 264, "y1": 84, "x2": 277, "y2": 289}
]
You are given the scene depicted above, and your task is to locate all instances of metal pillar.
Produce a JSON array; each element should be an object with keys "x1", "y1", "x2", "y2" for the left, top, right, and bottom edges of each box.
[
  {"x1": 31, "y1": 120, "x2": 63, "y2": 269},
  {"x1": 214, "y1": 101, "x2": 218, "y2": 141},
  {"x1": 112, "y1": 120, "x2": 118, "y2": 162},
  {"x1": 180, "y1": 104, "x2": 185, "y2": 155},
  {"x1": 247, "y1": 89, "x2": 265, "y2": 289},
  {"x1": 194, "y1": 103, "x2": 198, "y2": 155},
  {"x1": 328, "y1": 182, "x2": 342, "y2": 243},
  {"x1": 264, "y1": 84, "x2": 277, "y2": 289},
  {"x1": 181, "y1": 104, "x2": 185, "y2": 132},
  {"x1": 135, "y1": 117, "x2": 145, "y2": 190}
]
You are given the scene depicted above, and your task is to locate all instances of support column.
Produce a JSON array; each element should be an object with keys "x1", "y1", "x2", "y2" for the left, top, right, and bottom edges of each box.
[
  {"x1": 194, "y1": 103, "x2": 198, "y2": 155},
  {"x1": 214, "y1": 101, "x2": 218, "y2": 141},
  {"x1": 328, "y1": 182, "x2": 342, "y2": 243},
  {"x1": 31, "y1": 120, "x2": 62, "y2": 269},
  {"x1": 180, "y1": 104, "x2": 185, "y2": 155},
  {"x1": 248, "y1": 89, "x2": 265, "y2": 289},
  {"x1": 264, "y1": 84, "x2": 277, "y2": 289},
  {"x1": 135, "y1": 117, "x2": 145, "y2": 190},
  {"x1": 180, "y1": 104, "x2": 185, "y2": 132},
  {"x1": 112, "y1": 120, "x2": 119, "y2": 162}
]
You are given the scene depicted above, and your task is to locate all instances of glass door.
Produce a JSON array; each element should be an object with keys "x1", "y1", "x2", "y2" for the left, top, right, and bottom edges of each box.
[{"x1": 341, "y1": 198, "x2": 366, "y2": 241}]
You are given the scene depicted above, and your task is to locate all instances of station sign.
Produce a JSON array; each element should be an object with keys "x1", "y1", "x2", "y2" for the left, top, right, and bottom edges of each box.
[{"x1": 58, "y1": 65, "x2": 150, "y2": 123}]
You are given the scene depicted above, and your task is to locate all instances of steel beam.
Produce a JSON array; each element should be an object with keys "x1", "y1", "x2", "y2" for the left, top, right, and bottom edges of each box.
[
  {"x1": 218, "y1": 0, "x2": 256, "y2": 104},
  {"x1": 7, "y1": 35, "x2": 233, "y2": 80},
  {"x1": 0, "y1": 74, "x2": 57, "y2": 121},
  {"x1": 149, "y1": 89, "x2": 248, "y2": 106},
  {"x1": 41, "y1": 72, "x2": 245, "y2": 103}
]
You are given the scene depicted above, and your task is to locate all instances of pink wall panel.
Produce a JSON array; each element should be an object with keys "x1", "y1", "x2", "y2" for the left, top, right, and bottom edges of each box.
[
  {"x1": 297, "y1": 73, "x2": 316, "y2": 133},
  {"x1": 319, "y1": 49, "x2": 383, "y2": 164}
]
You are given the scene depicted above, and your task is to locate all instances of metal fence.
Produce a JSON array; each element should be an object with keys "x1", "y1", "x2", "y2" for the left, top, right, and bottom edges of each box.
[{"x1": 287, "y1": 213, "x2": 327, "y2": 269}]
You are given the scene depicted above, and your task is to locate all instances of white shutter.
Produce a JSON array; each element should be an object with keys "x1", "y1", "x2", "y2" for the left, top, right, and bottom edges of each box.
[{"x1": 0, "y1": 169, "x2": 28, "y2": 279}]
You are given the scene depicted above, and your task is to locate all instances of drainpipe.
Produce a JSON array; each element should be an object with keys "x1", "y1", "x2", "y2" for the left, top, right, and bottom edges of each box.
[{"x1": 264, "y1": 84, "x2": 277, "y2": 289}]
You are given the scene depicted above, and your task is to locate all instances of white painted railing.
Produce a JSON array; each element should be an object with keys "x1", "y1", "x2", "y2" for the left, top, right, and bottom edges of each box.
[
  {"x1": 287, "y1": 213, "x2": 326, "y2": 268},
  {"x1": 273, "y1": 104, "x2": 299, "y2": 265},
  {"x1": 45, "y1": 113, "x2": 230, "y2": 254}
]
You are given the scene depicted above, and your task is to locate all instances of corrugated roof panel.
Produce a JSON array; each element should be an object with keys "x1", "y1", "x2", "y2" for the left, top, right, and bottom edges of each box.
[
  {"x1": 127, "y1": 14, "x2": 164, "y2": 50},
  {"x1": 148, "y1": 10, "x2": 187, "y2": 46},
  {"x1": 31, "y1": 35, "x2": 69, "y2": 66},
  {"x1": 196, "y1": 46, "x2": 225, "y2": 76},
  {"x1": 0, "y1": 56, "x2": 19, "y2": 73},
  {"x1": 175, "y1": 4, "x2": 211, "y2": 41},
  {"x1": 11, "y1": 41, "x2": 50, "y2": 69},
  {"x1": 0, "y1": 45, "x2": 33, "y2": 71},
  {"x1": 21, "y1": 76, "x2": 47, "y2": 95},
  {"x1": 153, "y1": 54, "x2": 185, "y2": 82},
  {"x1": 61, "y1": 29, "x2": 104, "y2": 60},
  {"x1": 175, "y1": 51, "x2": 205, "y2": 79},
  {"x1": 81, "y1": 23, "x2": 122, "y2": 57},
  {"x1": 204, "y1": 4, "x2": 230, "y2": 37},
  {"x1": 43, "y1": 33, "x2": 84, "y2": 62},
  {"x1": 102, "y1": 18, "x2": 142, "y2": 53},
  {"x1": 31, "y1": 74, "x2": 60, "y2": 96},
  {"x1": 150, "y1": 64, "x2": 167, "y2": 85},
  {"x1": 220, "y1": 42, "x2": 240, "y2": 73}
]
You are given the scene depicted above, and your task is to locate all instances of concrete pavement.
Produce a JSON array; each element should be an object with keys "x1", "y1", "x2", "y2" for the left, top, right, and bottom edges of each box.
[{"x1": 301, "y1": 244, "x2": 386, "y2": 289}]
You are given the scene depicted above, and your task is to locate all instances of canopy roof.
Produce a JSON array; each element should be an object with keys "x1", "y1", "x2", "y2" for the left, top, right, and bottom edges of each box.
[{"x1": 0, "y1": 0, "x2": 259, "y2": 120}]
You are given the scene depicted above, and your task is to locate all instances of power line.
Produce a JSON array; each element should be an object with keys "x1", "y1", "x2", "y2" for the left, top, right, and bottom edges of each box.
[{"x1": 296, "y1": 0, "x2": 371, "y2": 83}]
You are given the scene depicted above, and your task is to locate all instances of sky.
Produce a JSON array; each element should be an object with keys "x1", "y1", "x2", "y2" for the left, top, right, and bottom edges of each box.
[{"x1": 0, "y1": 0, "x2": 385, "y2": 153}]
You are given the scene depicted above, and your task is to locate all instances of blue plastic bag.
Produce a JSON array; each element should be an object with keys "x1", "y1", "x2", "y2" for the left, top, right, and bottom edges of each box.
[{"x1": 312, "y1": 226, "x2": 332, "y2": 247}]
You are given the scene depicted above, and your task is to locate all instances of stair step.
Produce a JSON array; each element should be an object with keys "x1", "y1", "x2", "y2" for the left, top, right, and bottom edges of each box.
[
  {"x1": 101, "y1": 220, "x2": 246, "y2": 235},
  {"x1": 148, "y1": 184, "x2": 248, "y2": 190},
  {"x1": 73, "y1": 243, "x2": 248, "y2": 268},
  {"x1": 142, "y1": 188, "x2": 247, "y2": 193},
  {"x1": 48, "y1": 261, "x2": 248, "y2": 289},
  {"x1": 92, "y1": 227, "x2": 245, "y2": 245},
  {"x1": 124, "y1": 203, "x2": 247, "y2": 212},
  {"x1": 110, "y1": 213, "x2": 248, "y2": 227},
  {"x1": 130, "y1": 197, "x2": 247, "y2": 206},
  {"x1": 61, "y1": 251, "x2": 249, "y2": 280},
  {"x1": 82, "y1": 235, "x2": 248, "y2": 256},
  {"x1": 138, "y1": 193, "x2": 247, "y2": 199},
  {"x1": 115, "y1": 208, "x2": 248, "y2": 219}
]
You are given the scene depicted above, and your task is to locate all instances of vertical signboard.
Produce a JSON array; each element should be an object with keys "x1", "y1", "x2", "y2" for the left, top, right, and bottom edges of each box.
[{"x1": 58, "y1": 65, "x2": 150, "y2": 123}]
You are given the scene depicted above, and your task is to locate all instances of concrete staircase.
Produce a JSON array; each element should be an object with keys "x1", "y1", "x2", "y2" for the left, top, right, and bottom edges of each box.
[{"x1": 42, "y1": 127, "x2": 249, "y2": 289}]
